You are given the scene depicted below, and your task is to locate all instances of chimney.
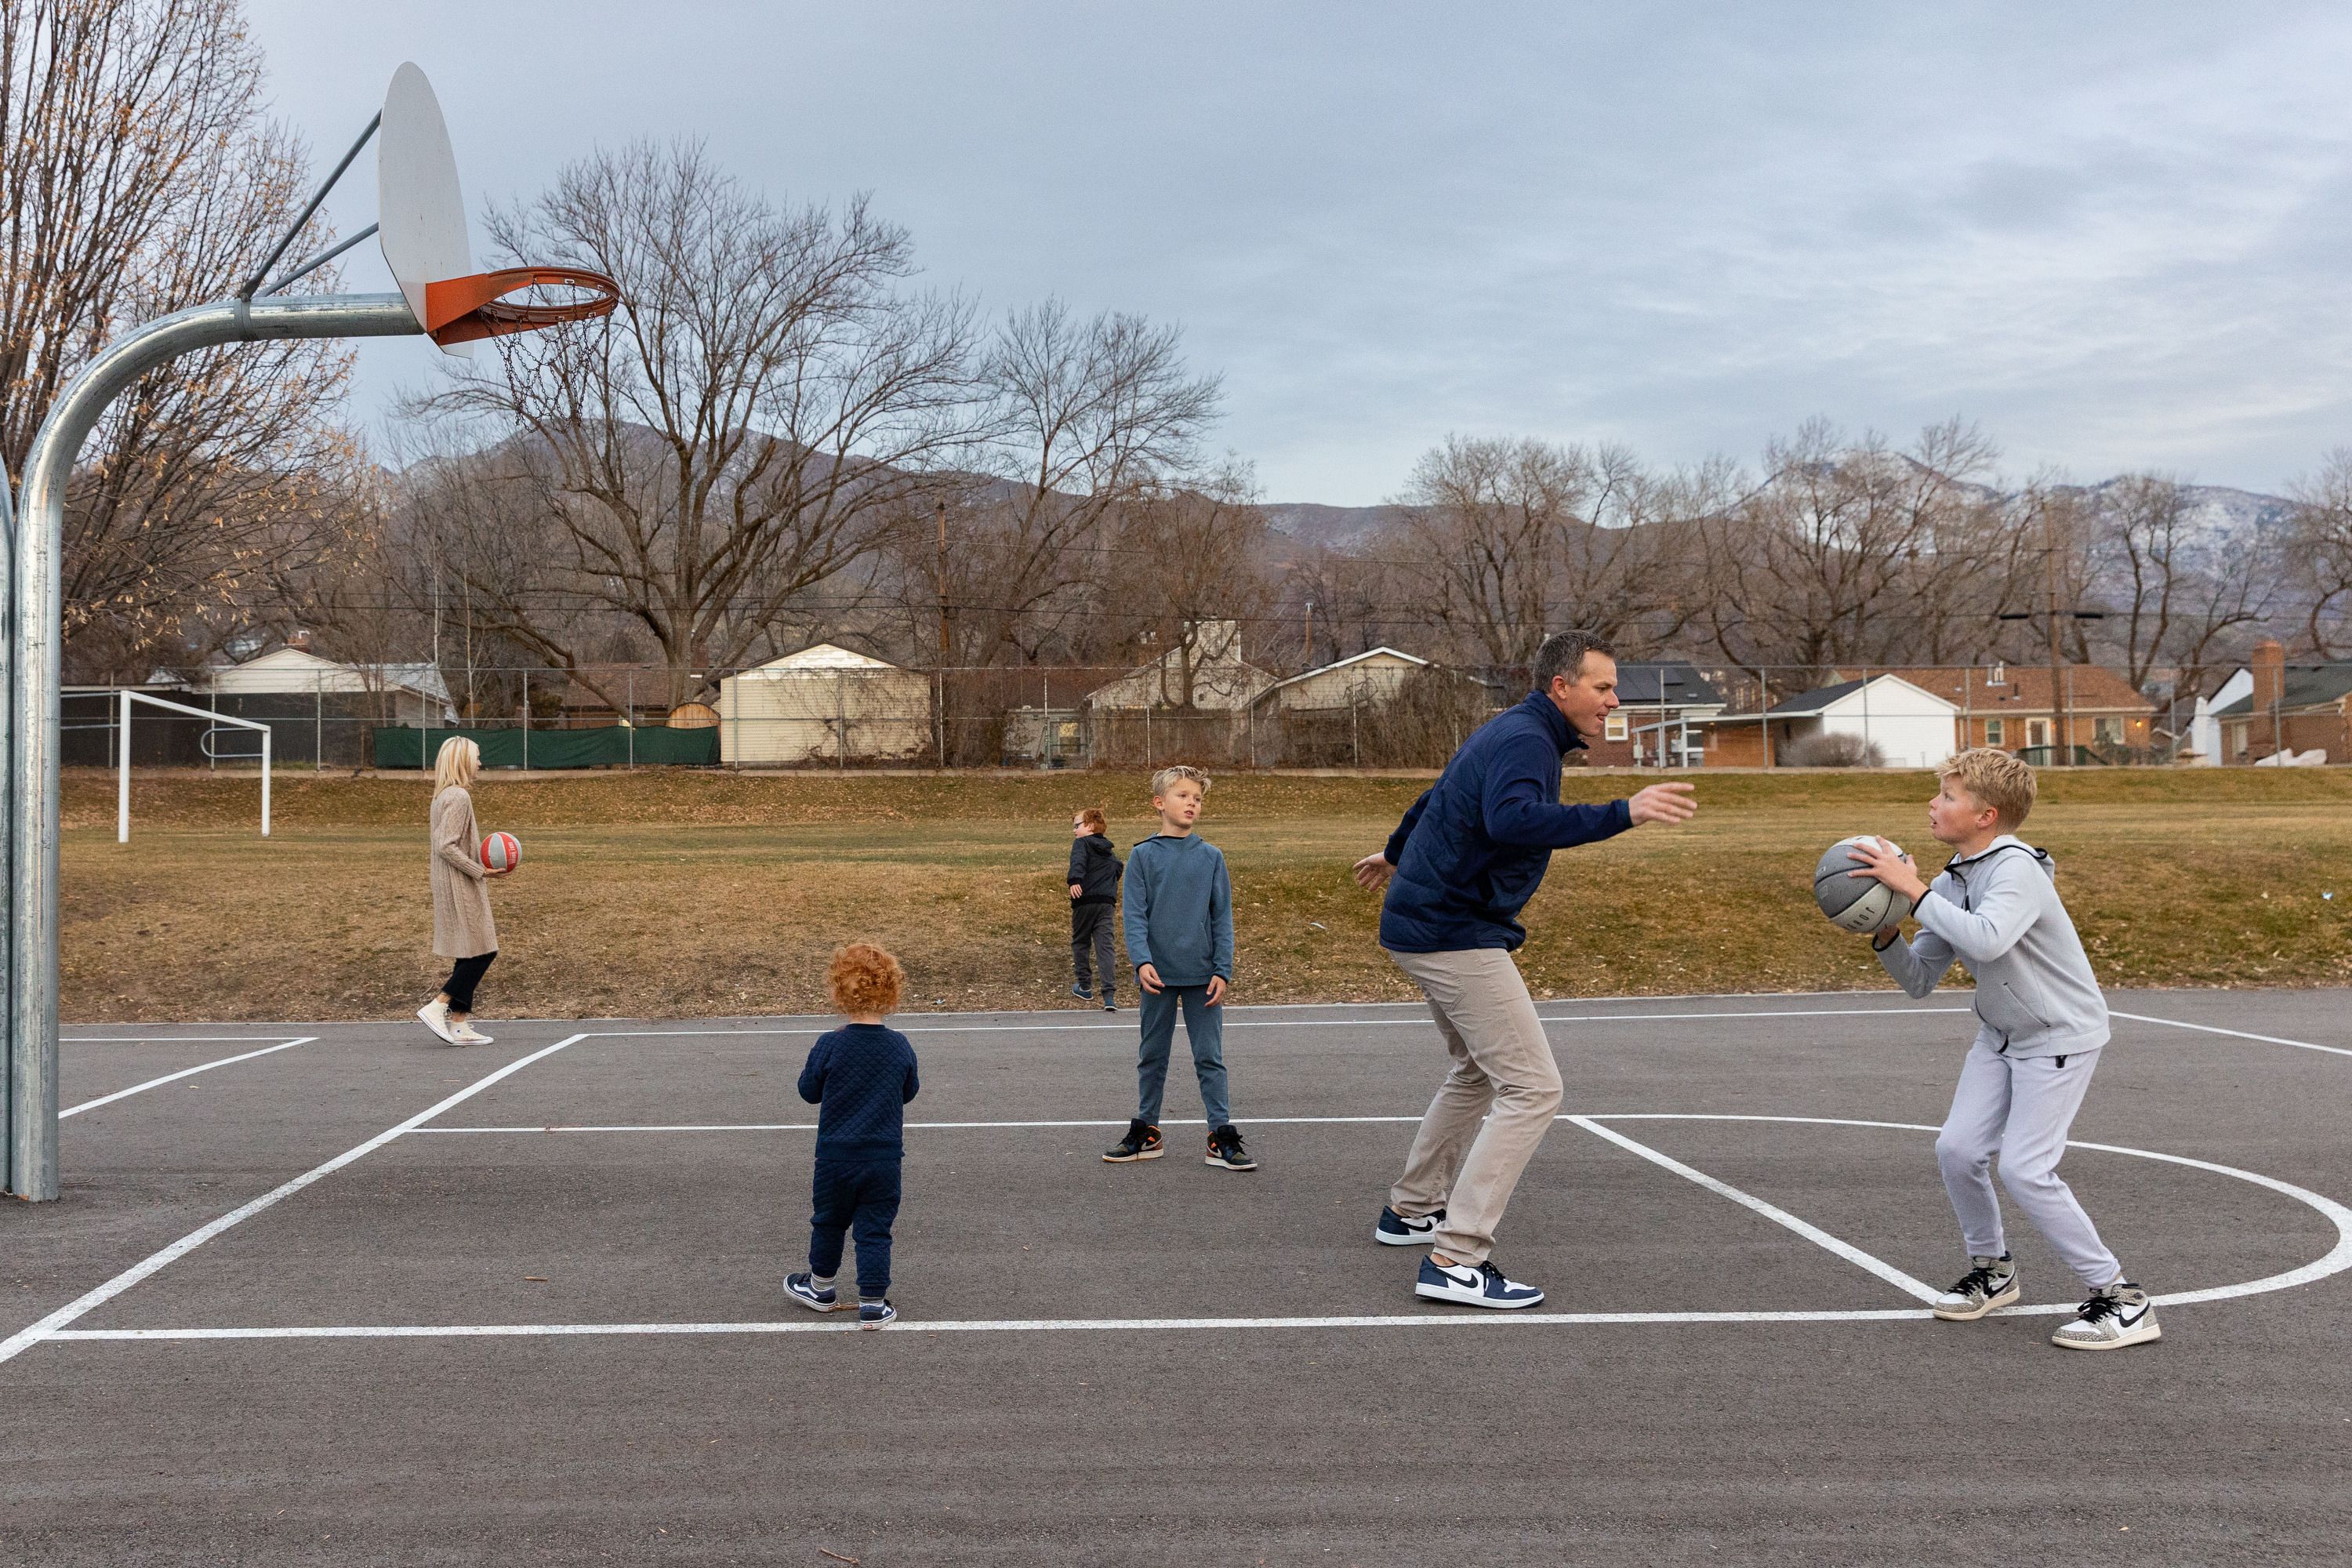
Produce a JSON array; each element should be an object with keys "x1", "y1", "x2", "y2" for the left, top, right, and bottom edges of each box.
[
  {"x1": 2252, "y1": 639, "x2": 2285, "y2": 757},
  {"x1": 286, "y1": 628, "x2": 313, "y2": 653}
]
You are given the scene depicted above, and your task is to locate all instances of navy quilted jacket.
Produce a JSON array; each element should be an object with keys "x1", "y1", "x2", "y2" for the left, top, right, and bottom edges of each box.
[
  {"x1": 797, "y1": 1024, "x2": 921, "y2": 1160},
  {"x1": 1377, "y1": 690, "x2": 1633, "y2": 953}
]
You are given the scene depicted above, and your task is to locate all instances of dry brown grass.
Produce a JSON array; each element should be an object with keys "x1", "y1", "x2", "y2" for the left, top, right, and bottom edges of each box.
[{"x1": 65, "y1": 766, "x2": 2352, "y2": 1022}]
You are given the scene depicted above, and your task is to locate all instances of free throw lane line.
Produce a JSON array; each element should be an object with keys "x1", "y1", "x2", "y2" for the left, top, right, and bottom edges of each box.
[
  {"x1": 0, "y1": 1033, "x2": 589, "y2": 1367},
  {"x1": 2111, "y1": 1009, "x2": 2352, "y2": 1061},
  {"x1": 1566, "y1": 1115, "x2": 1942, "y2": 1303},
  {"x1": 62, "y1": 1037, "x2": 317, "y2": 1119}
]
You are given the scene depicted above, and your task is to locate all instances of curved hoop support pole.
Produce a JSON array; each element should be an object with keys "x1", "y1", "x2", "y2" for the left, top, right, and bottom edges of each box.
[
  {"x1": 5, "y1": 294, "x2": 421, "y2": 1200},
  {"x1": 423, "y1": 267, "x2": 622, "y2": 347}
]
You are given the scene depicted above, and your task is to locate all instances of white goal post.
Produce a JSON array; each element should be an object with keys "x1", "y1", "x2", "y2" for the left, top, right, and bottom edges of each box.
[{"x1": 117, "y1": 689, "x2": 270, "y2": 842}]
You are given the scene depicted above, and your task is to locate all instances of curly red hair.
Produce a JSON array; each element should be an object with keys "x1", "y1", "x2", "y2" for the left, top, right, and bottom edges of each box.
[{"x1": 828, "y1": 942, "x2": 905, "y2": 1018}]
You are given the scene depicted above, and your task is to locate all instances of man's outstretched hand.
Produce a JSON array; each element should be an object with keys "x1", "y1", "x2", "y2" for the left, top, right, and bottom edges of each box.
[
  {"x1": 1628, "y1": 782, "x2": 1698, "y2": 826},
  {"x1": 1352, "y1": 851, "x2": 1393, "y2": 891}
]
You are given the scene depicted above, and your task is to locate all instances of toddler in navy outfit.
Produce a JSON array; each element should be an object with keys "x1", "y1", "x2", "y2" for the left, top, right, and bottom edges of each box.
[{"x1": 785, "y1": 943, "x2": 920, "y2": 1328}]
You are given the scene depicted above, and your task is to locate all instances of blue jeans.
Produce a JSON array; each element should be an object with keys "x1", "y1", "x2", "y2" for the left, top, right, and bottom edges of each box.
[
  {"x1": 808, "y1": 1156, "x2": 902, "y2": 1298},
  {"x1": 1136, "y1": 982, "x2": 1229, "y2": 1129}
]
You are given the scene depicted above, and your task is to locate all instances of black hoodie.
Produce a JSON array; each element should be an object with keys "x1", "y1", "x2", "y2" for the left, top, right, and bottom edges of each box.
[{"x1": 1067, "y1": 833, "x2": 1122, "y2": 906}]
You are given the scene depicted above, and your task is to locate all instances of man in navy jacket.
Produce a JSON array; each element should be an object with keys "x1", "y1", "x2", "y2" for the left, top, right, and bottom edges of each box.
[{"x1": 1353, "y1": 630, "x2": 1697, "y2": 1309}]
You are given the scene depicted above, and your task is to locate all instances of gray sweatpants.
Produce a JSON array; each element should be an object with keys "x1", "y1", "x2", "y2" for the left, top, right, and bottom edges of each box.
[{"x1": 1936, "y1": 1039, "x2": 2121, "y2": 1288}]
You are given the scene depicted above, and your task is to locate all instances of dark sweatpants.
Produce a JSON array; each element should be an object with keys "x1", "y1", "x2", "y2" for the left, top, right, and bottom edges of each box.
[
  {"x1": 1072, "y1": 901, "x2": 1117, "y2": 997},
  {"x1": 808, "y1": 1156, "x2": 902, "y2": 1298}
]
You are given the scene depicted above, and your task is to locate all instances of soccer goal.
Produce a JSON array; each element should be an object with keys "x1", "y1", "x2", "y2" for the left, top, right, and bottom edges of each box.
[{"x1": 117, "y1": 689, "x2": 270, "y2": 842}]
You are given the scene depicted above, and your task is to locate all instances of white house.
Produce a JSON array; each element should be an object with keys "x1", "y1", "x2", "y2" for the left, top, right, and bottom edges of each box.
[
  {"x1": 1251, "y1": 648, "x2": 1428, "y2": 713},
  {"x1": 715, "y1": 643, "x2": 931, "y2": 766},
  {"x1": 1761, "y1": 673, "x2": 1960, "y2": 768},
  {"x1": 205, "y1": 647, "x2": 453, "y2": 726},
  {"x1": 1083, "y1": 621, "x2": 1271, "y2": 712},
  {"x1": 2188, "y1": 668, "x2": 2253, "y2": 765}
]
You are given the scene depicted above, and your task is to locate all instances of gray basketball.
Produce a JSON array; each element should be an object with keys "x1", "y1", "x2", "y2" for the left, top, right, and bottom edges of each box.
[{"x1": 1813, "y1": 836, "x2": 1910, "y2": 934}]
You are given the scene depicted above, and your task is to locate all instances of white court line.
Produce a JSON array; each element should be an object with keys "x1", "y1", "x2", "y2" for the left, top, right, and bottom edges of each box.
[
  {"x1": 0, "y1": 1033, "x2": 590, "y2": 1368},
  {"x1": 47, "y1": 1309, "x2": 1948, "y2": 1342},
  {"x1": 2112, "y1": 1009, "x2": 2351, "y2": 1061},
  {"x1": 62, "y1": 1036, "x2": 293, "y2": 1044},
  {"x1": 590, "y1": 1007, "x2": 1970, "y2": 1039},
  {"x1": 62, "y1": 1038, "x2": 315, "y2": 1119},
  {"x1": 414, "y1": 1114, "x2": 1428, "y2": 1134},
  {"x1": 1566, "y1": 1115, "x2": 1940, "y2": 1303}
]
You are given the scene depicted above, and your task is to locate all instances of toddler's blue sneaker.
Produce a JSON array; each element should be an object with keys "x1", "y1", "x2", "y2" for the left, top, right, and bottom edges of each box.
[
  {"x1": 1415, "y1": 1255, "x2": 1544, "y2": 1309},
  {"x1": 858, "y1": 1298, "x2": 897, "y2": 1329},
  {"x1": 1374, "y1": 1206, "x2": 1444, "y2": 1247},
  {"x1": 785, "y1": 1272, "x2": 844, "y2": 1312}
]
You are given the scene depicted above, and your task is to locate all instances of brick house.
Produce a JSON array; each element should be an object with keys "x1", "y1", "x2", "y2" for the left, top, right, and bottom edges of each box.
[
  {"x1": 2210, "y1": 640, "x2": 2352, "y2": 764},
  {"x1": 1580, "y1": 662, "x2": 1726, "y2": 767},
  {"x1": 1861, "y1": 662, "x2": 2157, "y2": 759}
]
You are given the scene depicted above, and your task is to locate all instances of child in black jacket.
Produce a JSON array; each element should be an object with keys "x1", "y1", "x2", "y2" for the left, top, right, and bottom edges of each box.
[
  {"x1": 785, "y1": 943, "x2": 920, "y2": 1328},
  {"x1": 1067, "y1": 808, "x2": 1122, "y2": 1011}
]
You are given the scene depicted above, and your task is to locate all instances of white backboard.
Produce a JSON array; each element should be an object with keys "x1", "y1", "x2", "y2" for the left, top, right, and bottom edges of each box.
[{"x1": 378, "y1": 63, "x2": 474, "y2": 358}]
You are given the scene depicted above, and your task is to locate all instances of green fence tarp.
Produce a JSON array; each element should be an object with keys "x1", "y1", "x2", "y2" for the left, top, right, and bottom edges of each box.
[{"x1": 372, "y1": 725, "x2": 719, "y2": 770}]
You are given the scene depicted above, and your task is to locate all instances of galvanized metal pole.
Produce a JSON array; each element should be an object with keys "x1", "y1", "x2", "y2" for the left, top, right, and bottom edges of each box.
[
  {"x1": 9, "y1": 293, "x2": 419, "y2": 1199},
  {"x1": 118, "y1": 688, "x2": 131, "y2": 844}
]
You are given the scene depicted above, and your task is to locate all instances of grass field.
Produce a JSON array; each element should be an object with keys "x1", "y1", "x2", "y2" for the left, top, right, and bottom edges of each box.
[{"x1": 62, "y1": 765, "x2": 2352, "y2": 1022}]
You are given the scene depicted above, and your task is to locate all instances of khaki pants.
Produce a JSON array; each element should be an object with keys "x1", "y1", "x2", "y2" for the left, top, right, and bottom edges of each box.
[{"x1": 1385, "y1": 946, "x2": 1563, "y2": 1265}]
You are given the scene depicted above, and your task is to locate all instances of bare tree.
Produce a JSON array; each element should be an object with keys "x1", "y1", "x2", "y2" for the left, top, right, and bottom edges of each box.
[
  {"x1": 1109, "y1": 461, "x2": 1272, "y2": 708},
  {"x1": 2288, "y1": 448, "x2": 2352, "y2": 658},
  {"x1": 409, "y1": 140, "x2": 982, "y2": 710},
  {"x1": 0, "y1": 0, "x2": 362, "y2": 675},
  {"x1": 918, "y1": 301, "x2": 1221, "y2": 666},
  {"x1": 1392, "y1": 435, "x2": 1573, "y2": 670},
  {"x1": 2086, "y1": 474, "x2": 2274, "y2": 688}
]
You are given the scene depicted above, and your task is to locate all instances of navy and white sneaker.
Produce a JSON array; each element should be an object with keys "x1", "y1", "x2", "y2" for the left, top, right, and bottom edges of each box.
[
  {"x1": 1374, "y1": 1206, "x2": 1445, "y2": 1247},
  {"x1": 785, "y1": 1272, "x2": 844, "y2": 1312},
  {"x1": 1414, "y1": 1255, "x2": 1545, "y2": 1309},
  {"x1": 858, "y1": 1298, "x2": 897, "y2": 1330},
  {"x1": 1071, "y1": 982, "x2": 1094, "y2": 1000}
]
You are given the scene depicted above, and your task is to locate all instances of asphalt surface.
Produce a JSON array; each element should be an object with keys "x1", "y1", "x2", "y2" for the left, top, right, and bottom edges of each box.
[{"x1": 5, "y1": 989, "x2": 2350, "y2": 1566}]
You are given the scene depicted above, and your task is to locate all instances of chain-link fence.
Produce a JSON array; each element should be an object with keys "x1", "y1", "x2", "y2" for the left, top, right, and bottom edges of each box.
[{"x1": 63, "y1": 656, "x2": 2304, "y2": 772}]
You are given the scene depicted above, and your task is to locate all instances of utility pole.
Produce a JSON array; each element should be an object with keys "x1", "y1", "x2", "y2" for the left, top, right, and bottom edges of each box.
[
  {"x1": 935, "y1": 499, "x2": 951, "y2": 665},
  {"x1": 2045, "y1": 503, "x2": 2068, "y2": 766},
  {"x1": 1303, "y1": 598, "x2": 1315, "y2": 669}
]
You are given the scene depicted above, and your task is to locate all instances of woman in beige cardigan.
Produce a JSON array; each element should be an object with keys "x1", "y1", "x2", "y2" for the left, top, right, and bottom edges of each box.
[{"x1": 418, "y1": 736, "x2": 510, "y2": 1044}]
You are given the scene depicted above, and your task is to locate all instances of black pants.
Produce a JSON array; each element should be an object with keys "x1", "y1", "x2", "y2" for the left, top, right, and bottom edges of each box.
[
  {"x1": 1073, "y1": 901, "x2": 1116, "y2": 996},
  {"x1": 808, "y1": 1156, "x2": 902, "y2": 1298},
  {"x1": 441, "y1": 951, "x2": 495, "y2": 1012}
]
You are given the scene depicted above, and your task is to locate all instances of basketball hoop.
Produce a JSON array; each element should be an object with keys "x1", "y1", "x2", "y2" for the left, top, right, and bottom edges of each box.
[{"x1": 3, "y1": 61, "x2": 619, "y2": 1200}]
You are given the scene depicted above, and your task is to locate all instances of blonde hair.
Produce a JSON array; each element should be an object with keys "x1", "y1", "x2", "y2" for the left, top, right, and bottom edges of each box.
[
  {"x1": 1149, "y1": 764, "x2": 1210, "y2": 799},
  {"x1": 1941, "y1": 747, "x2": 2036, "y2": 829},
  {"x1": 828, "y1": 942, "x2": 905, "y2": 1017},
  {"x1": 433, "y1": 735, "x2": 481, "y2": 795}
]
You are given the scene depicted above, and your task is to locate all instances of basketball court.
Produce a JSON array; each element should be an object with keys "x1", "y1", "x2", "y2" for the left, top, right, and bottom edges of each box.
[{"x1": 5, "y1": 988, "x2": 2348, "y2": 1562}]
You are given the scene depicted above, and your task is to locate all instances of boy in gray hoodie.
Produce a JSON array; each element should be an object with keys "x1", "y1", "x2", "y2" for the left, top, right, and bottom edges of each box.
[
  {"x1": 1846, "y1": 748, "x2": 2158, "y2": 1351},
  {"x1": 1102, "y1": 764, "x2": 1254, "y2": 1171}
]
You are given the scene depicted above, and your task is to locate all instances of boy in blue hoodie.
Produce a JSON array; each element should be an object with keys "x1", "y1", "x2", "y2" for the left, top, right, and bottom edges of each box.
[
  {"x1": 785, "y1": 943, "x2": 920, "y2": 1328},
  {"x1": 1847, "y1": 749, "x2": 2158, "y2": 1351},
  {"x1": 1102, "y1": 764, "x2": 1254, "y2": 1171}
]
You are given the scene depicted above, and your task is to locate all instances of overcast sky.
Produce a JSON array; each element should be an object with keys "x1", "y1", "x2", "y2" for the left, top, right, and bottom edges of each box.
[{"x1": 246, "y1": 1, "x2": 2352, "y2": 505}]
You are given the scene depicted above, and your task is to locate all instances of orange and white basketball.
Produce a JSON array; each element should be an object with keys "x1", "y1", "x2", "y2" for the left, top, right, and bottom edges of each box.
[{"x1": 480, "y1": 832, "x2": 521, "y2": 873}]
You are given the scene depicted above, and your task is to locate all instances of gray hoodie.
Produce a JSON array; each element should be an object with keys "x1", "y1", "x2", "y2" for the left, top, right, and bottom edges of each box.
[{"x1": 1876, "y1": 834, "x2": 2110, "y2": 1058}]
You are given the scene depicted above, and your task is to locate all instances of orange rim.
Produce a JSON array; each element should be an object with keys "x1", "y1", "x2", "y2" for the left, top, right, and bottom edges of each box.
[{"x1": 423, "y1": 266, "x2": 622, "y2": 346}]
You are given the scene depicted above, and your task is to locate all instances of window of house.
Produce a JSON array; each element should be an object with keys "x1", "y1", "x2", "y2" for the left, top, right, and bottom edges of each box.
[
  {"x1": 2095, "y1": 716, "x2": 2124, "y2": 746},
  {"x1": 1605, "y1": 713, "x2": 1629, "y2": 741},
  {"x1": 2027, "y1": 718, "x2": 2050, "y2": 749},
  {"x1": 1984, "y1": 717, "x2": 2004, "y2": 748}
]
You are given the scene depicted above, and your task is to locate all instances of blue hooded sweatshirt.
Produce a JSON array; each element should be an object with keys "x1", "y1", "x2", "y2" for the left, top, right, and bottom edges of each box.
[
  {"x1": 1121, "y1": 833, "x2": 1234, "y2": 986},
  {"x1": 1378, "y1": 689, "x2": 1633, "y2": 953}
]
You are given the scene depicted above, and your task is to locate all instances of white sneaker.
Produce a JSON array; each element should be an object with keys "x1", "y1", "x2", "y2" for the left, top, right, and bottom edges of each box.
[
  {"x1": 452, "y1": 1022, "x2": 492, "y2": 1044},
  {"x1": 416, "y1": 1000, "x2": 454, "y2": 1043},
  {"x1": 1931, "y1": 1254, "x2": 2020, "y2": 1321},
  {"x1": 1414, "y1": 1254, "x2": 1545, "y2": 1309},
  {"x1": 2050, "y1": 1282, "x2": 2161, "y2": 1351}
]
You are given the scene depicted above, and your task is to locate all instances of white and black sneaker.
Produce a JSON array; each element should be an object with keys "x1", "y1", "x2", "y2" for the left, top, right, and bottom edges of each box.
[
  {"x1": 1931, "y1": 1254, "x2": 2020, "y2": 1321},
  {"x1": 1374, "y1": 1206, "x2": 1445, "y2": 1247},
  {"x1": 2050, "y1": 1281, "x2": 2160, "y2": 1351},
  {"x1": 1414, "y1": 1255, "x2": 1545, "y2": 1309},
  {"x1": 785, "y1": 1272, "x2": 845, "y2": 1312}
]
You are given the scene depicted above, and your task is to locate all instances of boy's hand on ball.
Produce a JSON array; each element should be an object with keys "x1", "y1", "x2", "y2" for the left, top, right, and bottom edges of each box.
[
  {"x1": 1352, "y1": 852, "x2": 1393, "y2": 891},
  {"x1": 1628, "y1": 782, "x2": 1697, "y2": 826},
  {"x1": 1846, "y1": 837, "x2": 1925, "y2": 903}
]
